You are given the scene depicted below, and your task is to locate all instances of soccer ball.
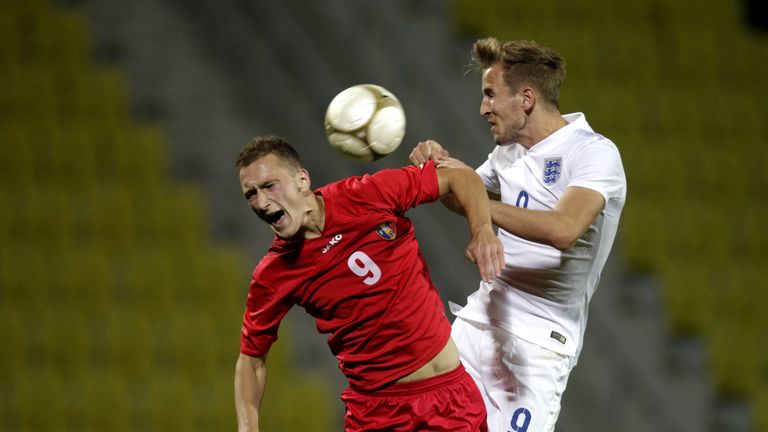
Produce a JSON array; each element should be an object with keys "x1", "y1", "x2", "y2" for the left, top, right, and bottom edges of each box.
[{"x1": 324, "y1": 84, "x2": 406, "y2": 162}]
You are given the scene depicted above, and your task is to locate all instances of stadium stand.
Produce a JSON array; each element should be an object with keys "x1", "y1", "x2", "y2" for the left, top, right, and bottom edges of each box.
[
  {"x1": 8, "y1": 0, "x2": 756, "y2": 430},
  {"x1": 452, "y1": 0, "x2": 768, "y2": 430},
  {"x1": 0, "y1": 0, "x2": 334, "y2": 430}
]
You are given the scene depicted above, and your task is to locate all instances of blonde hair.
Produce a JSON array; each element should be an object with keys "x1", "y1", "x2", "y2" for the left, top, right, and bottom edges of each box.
[{"x1": 471, "y1": 37, "x2": 566, "y2": 108}]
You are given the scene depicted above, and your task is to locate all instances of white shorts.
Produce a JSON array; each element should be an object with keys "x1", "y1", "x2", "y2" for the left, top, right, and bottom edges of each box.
[{"x1": 452, "y1": 318, "x2": 576, "y2": 432}]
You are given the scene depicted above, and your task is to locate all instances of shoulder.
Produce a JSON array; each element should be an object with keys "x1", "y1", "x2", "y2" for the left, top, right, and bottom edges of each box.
[
  {"x1": 569, "y1": 132, "x2": 621, "y2": 163},
  {"x1": 563, "y1": 113, "x2": 620, "y2": 154}
]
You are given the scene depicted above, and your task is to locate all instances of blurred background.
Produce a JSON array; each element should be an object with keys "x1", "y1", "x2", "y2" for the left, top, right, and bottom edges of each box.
[{"x1": 1, "y1": 0, "x2": 767, "y2": 430}]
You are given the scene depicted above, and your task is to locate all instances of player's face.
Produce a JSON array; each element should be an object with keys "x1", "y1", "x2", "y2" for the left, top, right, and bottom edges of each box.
[
  {"x1": 239, "y1": 154, "x2": 310, "y2": 239},
  {"x1": 480, "y1": 63, "x2": 526, "y2": 145}
]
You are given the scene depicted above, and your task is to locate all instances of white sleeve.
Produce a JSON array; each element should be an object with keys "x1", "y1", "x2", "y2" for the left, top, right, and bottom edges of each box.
[
  {"x1": 567, "y1": 138, "x2": 626, "y2": 202},
  {"x1": 476, "y1": 149, "x2": 501, "y2": 195}
]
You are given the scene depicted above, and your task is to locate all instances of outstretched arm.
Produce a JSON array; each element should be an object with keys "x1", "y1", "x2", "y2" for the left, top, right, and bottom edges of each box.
[
  {"x1": 434, "y1": 166, "x2": 504, "y2": 282},
  {"x1": 410, "y1": 140, "x2": 479, "y2": 216},
  {"x1": 411, "y1": 140, "x2": 604, "y2": 251},
  {"x1": 235, "y1": 353, "x2": 267, "y2": 432}
]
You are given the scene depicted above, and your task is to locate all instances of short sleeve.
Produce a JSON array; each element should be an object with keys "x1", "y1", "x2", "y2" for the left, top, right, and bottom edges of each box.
[
  {"x1": 567, "y1": 138, "x2": 626, "y2": 202},
  {"x1": 240, "y1": 270, "x2": 294, "y2": 357},
  {"x1": 362, "y1": 161, "x2": 440, "y2": 214},
  {"x1": 476, "y1": 156, "x2": 500, "y2": 195}
]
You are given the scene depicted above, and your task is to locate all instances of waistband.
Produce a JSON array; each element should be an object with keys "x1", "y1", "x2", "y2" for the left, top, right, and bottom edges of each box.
[{"x1": 349, "y1": 364, "x2": 467, "y2": 397}]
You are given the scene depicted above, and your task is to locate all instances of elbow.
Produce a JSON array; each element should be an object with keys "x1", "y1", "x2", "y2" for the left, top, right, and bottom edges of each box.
[{"x1": 549, "y1": 230, "x2": 581, "y2": 251}]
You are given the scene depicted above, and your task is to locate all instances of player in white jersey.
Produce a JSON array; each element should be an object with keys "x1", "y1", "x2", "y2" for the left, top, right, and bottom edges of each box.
[{"x1": 410, "y1": 37, "x2": 627, "y2": 432}]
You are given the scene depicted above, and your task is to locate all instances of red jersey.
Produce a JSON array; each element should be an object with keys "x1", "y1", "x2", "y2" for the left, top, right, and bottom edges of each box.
[{"x1": 240, "y1": 161, "x2": 451, "y2": 391}]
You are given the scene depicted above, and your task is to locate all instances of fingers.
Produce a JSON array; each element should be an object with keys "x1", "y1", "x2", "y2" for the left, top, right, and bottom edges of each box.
[
  {"x1": 465, "y1": 235, "x2": 504, "y2": 283},
  {"x1": 435, "y1": 156, "x2": 470, "y2": 170},
  {"x1": 408, "y1": 140, "x2": 448, "y2": 165}
]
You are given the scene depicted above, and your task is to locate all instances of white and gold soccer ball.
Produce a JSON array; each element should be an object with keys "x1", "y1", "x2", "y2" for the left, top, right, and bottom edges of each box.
[{"x1": 324, "y1": 84, "x2": 406, "y2": 162}]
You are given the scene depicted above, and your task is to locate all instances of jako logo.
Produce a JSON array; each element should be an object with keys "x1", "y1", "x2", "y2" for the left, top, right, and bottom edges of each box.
[{"x1": 322, "y1": 234, "x2": 343, "y2": 254}]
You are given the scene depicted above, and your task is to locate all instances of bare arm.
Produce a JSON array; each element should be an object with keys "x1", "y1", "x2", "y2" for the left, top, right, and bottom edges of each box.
[
  {"x1": 490, "y1": 186, "x2": 604, "y2": 250},
  {"x1": 235, "y1": 353, "x2": 267, "y2": 432},
  {"x1": 435, "y1": 166, "x2": 504, "y2": 282},
  {"x1": 411, "y1": 141, "x2": 604, "y2": 251}
]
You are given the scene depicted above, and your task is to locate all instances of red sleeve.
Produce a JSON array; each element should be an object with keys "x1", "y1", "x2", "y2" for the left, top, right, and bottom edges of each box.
[
  {"x1": 239, "y1": 263, "x2": 294, "y2": 357},
  {"x1": 365, "y1": 161, "x2": 440, "y2": 214}
]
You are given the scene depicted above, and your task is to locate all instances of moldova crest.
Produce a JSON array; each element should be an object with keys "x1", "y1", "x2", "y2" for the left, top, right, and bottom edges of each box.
[
  {"x1": 543, "y1": 157, "x2": 562, "y2": 186},
  {"x1": 375, "y1": 221, "x2": 397, "y2": 240}
]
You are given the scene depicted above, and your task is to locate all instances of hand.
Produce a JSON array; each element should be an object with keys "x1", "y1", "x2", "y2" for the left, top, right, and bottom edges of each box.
[
  {"x1": 464, "y1": 226, "x2": 504, "y2": 283},
  {"x1": 434, "y1": 156, "x2": 472, "y2": 170},
  {"x1": 409, "y1": 140, "x2": 449, "y2": 165}
]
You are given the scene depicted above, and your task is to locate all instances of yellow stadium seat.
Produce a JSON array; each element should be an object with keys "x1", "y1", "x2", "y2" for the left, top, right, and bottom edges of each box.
[
  {"x1": 13, "y1": 368, "x2": 67, "y2": 431},
  {"x1": 708, "y1": 321, "x2": 762, "y2": 399},
  {"x1": 35, "y1": 308, "x2": 90, "y2": 379},
  {"x1": 619, "y1": 199, "x2": 666, "y2": 271},
  {"x1": 5, "y1": 184, "x2": 75, "y2": 251},
  {"x1": 194, "y1": 374, "x2": 238, "y2": 431},
  {"x1": 56, "y1": 246, "x2": 115, "y2": 316},
  {"x1": 0, "y1": 246, "x2": 49, "y2": 314},
  {"x1": 658, "y1": 259, "x2": 717, "y2": 335},
  {"x1": 128, "y1": 123, "x2": 170, "y2": 185},
  {"x1": 81, "y1": 371, "x2": 132, "y2": 432},
  {"x1": 146, "y1": 373, "x2": 196, "y2": 432},
  {"x1": 88, "y1": 119, "x2": 142, "y2": 183},
  {"x1": 755, "y1": 385, "x2": 768, "y2": 432},
  {"x1": 49, "y1": 123, "x2": 99, "y2": 186},
  {"x1": 45, "y1": 8, "x2": 90, "y2": 70},
  {"x1": 130, "y1": 182, "x2": 206, "y2": 248},
  {"x1": 106, "y1": 310, "x2": 154, "y2": 382},
  {"x1": 0, "y1": 123, "x2": 36, "y2": 187},
  {"x1": 119, "y1": 248, "x2": 178, "y2": 315},
  {"x1": 83, "y1": 67, "x2": 131, "y2": 122},
  {"x1": 0, "y1": 306, "x2": 25, "y2": 381},
  {"x1": 79, "y1": 185, "x2": 137, "y2": 249}
]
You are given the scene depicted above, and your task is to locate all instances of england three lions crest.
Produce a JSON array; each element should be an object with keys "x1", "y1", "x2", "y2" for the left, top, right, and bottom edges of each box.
[{"x1": 543, "y1": 157, "x2": 562, "y2": 186}]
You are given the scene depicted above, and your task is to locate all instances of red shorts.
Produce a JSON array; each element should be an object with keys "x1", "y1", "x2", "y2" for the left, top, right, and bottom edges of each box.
[{"x1": 341, "y1": 364, "x2": 488, "y2": 431}]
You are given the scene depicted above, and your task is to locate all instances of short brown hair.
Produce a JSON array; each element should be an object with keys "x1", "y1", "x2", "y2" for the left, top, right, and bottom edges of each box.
[
  {"x1": 471, "y1": 37, "x2": 566, "y2": 108},
  {"x1": 235, "y1": 135, "x2": 304, "y2": 171}
]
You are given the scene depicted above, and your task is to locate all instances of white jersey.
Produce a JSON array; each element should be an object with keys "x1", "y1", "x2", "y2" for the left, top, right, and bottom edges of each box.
[{"x1": 453, "y1": 112, "x2": 627, "y2": 357}]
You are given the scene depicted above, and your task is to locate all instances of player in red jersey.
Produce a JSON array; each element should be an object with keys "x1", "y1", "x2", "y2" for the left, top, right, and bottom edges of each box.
[{"x1": 234, "y1": 136, "x2": 504, "y2": 431}]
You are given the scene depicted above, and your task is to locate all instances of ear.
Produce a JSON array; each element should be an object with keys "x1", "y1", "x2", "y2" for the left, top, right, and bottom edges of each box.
[
  {"x1": 520, "y1": 87, "x2": 535, "y2": 112},
  {"x1": 297, "y1": 168, "x2": 311, "y2": 191}
]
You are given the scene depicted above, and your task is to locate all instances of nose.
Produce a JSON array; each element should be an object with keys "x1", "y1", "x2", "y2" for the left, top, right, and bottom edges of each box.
[
  {"x1": 248, "y1": 189, "x2": 269, "y2": 211},
  {"x1": 480, "y1": 97, "x2": 490, "y2": 117},
  {"x1": 255, "y1": 192, "x2": 270, "y2": 210}
]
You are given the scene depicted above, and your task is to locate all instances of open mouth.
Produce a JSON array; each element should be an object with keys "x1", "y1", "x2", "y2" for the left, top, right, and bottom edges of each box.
[{"x1": 263, "y1": 210, "x2": 285, "y2": 225}]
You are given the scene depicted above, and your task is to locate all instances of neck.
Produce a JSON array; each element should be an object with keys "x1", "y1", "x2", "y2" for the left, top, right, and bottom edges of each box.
[
  {"x1": 522, "y1": 110, "x2": 567, "y2": 150},
  {"x1": 302, "y1": 194, "x2": 325, "y2": 239}
]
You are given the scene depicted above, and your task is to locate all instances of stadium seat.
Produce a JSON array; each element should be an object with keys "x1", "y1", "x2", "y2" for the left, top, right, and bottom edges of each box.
[
  {"x1": 145, "y1": 373, "x2": 196, "y2": 432},
  {"x1": 0, "y1": 246, "x2": 49, "y2": 314},
  {"x1": 708, "y1": 321, "x2": 762, "y2": 399},
  {"x1": 756, "y1": 384, "x2": 768, "y2": 432},
  {"x1": 106, "y1": 310, "x2": 155, "y2": 382},
  {"x1": 35, "y1": 308, "x2": 90, "y2": 379},
  {"x1": 80, "y1": 371, "x2": 132, "y2": 432},
  {"x1": 0, "y1": 123, "x2": 34, "y2": 186},
  {"x1": 451, "y1": 0, "x2": 768, "y2": 428},
  {"x1": 658, "y1": 259, "x2": 718, "y2": 334},
  {"x1": 619, "y1": 199, "x2": 666, "y2": 271},
  {"x1": 79, "y1": 185, "x2": 137, "y2": 250},
  {"x1": 56, "y1": 246, "x2": 115, "y2": 316},
  {"x1": 119, "y1": 248, "x2": 178, "y2": 316},
  {"x1": 0, "y1": 0, "x2": 301, "y2": 429},
  {"x1": 12, "y1": 368, "x2": 67, "y2": 431},
  {"x1": 0, "y1": 306, "x2": 25, "y2": 381}
]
